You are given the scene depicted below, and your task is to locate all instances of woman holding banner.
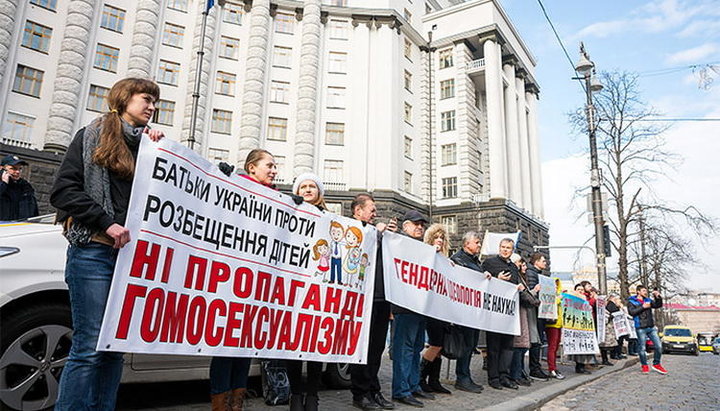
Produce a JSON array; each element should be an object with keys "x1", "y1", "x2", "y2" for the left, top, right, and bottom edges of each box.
[
  {"x1": 212, "y1": 149, "x2": 279, "y2": 410},
  {"x1": 510, "y1": 257, "x2": 540, "y2": 386},
  {"x1": 569, "y1": 284, "x2": 593, "y2": 374},
  {"x1": 599, "y1": 295, "x2": 620, "y2": 366},
  {"x1": 545, "y1": 278, "x2": 565, "y2": 380},
  {"x1": 418, "y1": 224, "x2": 452, "y2": 395},
  {"x1": 51, "y1": 78, "x2": 164, "y2": 411},
  {"x1": 285, "y1": 173, "x2": 327, "y2": 411}
]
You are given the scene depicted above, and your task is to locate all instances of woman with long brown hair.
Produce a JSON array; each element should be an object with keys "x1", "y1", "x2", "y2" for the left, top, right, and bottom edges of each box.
[{"x1": 51, "y1": 78, "x2": 164, "y2": 410}]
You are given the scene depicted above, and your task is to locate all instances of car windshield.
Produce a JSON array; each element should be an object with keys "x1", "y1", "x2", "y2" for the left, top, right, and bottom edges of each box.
[
  {"x1": 664, "y1": 328, "x2": 691, "y2": 337},
  {"x1": 698, "y1": 334, "x2": 714, "y2": 344}
]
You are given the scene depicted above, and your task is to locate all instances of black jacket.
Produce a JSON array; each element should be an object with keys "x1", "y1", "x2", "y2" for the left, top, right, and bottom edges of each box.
[
  {"x1": 526, "y1": 264, "x2": 542, "y2": 290},
  {"x1": 480, "y1": 255, "x2": 520, "y2": 284},
  {"x1": 0, "y1": 175, "x2": 39, "y2": 221},
  {"x1": 450, "y1": 249, "x2": 482, "y2": 272},
  {"x1": 51, "y1": 127, "x2": 140, "y2": 232},
  {"x1": 627, "y1": 294, "x2": 662, "y2": 329}
]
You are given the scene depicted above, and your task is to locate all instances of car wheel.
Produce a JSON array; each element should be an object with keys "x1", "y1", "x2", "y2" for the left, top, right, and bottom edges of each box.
[
  {"x1": 322, "y1": 362, "x2": 351, "y2": 389},
  {"x1": 0, "y1": 302, "x2": 72, "y2": 411}
]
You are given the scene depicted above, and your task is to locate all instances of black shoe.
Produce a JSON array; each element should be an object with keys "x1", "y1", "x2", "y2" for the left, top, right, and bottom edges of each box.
[
  {"x1": 619, "y1": 354, "x2": 628, "y2": 359},
  {"x1": 501, "y1": 379, "x2": 519, "y2": 390},
  {"x1": 392, "y1": 395, "x2": 424, "y2": 408},
  {"x1": 419, "y1": 380, "x2": 433, "y2": 393},
  {"x1": 412, "y1": 390, "x2": 435, "y2": 400},
  {"x1": 489, "y1": 381, "x2": 503, "y2": 390},
  {"x1": 529, "y1": 370, "x2": 550, "y2": 381},
  {"x1": 516, "y1": 377, "x2": 532, "y2": 387},
  {"x1": 371, "y1": 392, "x2": 395, "y2": 410},
  {"x1": 575, "y1": 368, "x2": 591, "y2": 374},
  {"x1": 290, "y1": 394, "x2": 305, "y2": 411},
  {"x1": 353, "y1": 396, "x2": 381, "y2": 410},
  {"x1": 428, "y1": 380, "x2": 452, "y2": 394},
  {"x1": 601, "y1": 360, "x2": 614, "y2": 366},
  {"x1": 454, "y1": 380, "x2": 483, "y2": 393},
  {"x1": 304, "y1": 394, "x2": 318, "y2": 411}
]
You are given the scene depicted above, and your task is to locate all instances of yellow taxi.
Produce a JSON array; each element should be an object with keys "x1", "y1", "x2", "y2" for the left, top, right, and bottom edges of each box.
[
  {"x1": 697, "y1": 332, "x2": 717, "y2": 352},
  {"x1": 661, "y1": 325, "x2": 699, "y2": 355}
]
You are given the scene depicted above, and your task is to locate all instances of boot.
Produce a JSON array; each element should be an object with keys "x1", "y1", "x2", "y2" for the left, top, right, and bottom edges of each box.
[
  {"x1": 304, "y1": 394, "x2": 319, "y2": 411},
  {"x1": 230, "y1": 388, "x2": 246, "y2": 411},
  {"x1": 419, "y1": 358, "x2": 433, "y2": 392},
  {"x1": 427, "y1": 357, "x2": 451, "y2": 394},
  {"x1": 211, "y1": 391, "x2": 231, "y2": 411},
  {"x1": 289, "y1": 394, "x2": 304, "y2": 411}
]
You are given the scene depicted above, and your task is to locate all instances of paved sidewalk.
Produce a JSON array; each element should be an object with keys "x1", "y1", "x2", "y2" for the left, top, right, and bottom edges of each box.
[{"x1": 118, "y1": 352, "x2": 638, "y2": 410}]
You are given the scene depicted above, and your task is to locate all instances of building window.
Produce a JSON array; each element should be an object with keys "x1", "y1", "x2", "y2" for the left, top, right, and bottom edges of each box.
[
  {"x1": 267, "y1": 117, "x2": 288, "y2": 141},
  {"x1": 404, "y1": 70, "x2": 412, "y2": 91},
  {"x1": 328, "y1": 52, "x2": 347, "y2": 74},
  {"x1": 274, "y1": 12, "x2": 294, "y2": 34},
  {"x1": 22, "y1": 21, "x2": 52, "y2": 53},
  {"x1": 440, "y1": 110, "x2": 455, "y2": 132},
  {"x1": 153, "y1": 100, "x2": 175, "y2": 125},
  {"x1": 325, "y1": 122, "x2": 344, "y2": 145},
  {"x1": 2, "y1": 112, "x2": 35, "y2": 144},
  {"x1": 30, "y1": 0, "x2": 57, "y2": 11},
  {"x1": 86, "y1": 85, "x2": 109, "y2": 112},
  {"x1": 329, "y1": 19, "x2": 348, "y2": 39},
  {"x1": 167, "y1": 0, "x2": 188, "y2": 12},
  {"x1": 101, "y1": 5, "x2": 126, "y2": 33},
  {"x1": 273, "y1": 155, "x2": 286, "y2": 182},
  {"x1": 404, "y1": 171, "x2": 413, "y2": 193},
  {"x1": 270, "y1": 80, "x2": 290, "y2": 104},
  {"x1": 404, "y1": 135, "x2": 413, "y2": 159},
  {"x1": 439, "y1": 48, "x2": 453, "y2": 69},
  {"x1": 403, "y1": 8, "x2": 412, "y2": 23},
  {"x1": 223, "y1": 2, "x2": 243, "y2": 25},
  {"x1": 12, "y1": 65, "x2": 43, "y2": 97},
  {"x1": 404, "y1": 102, "x2": 412, "y2": 124},
  {"x1": 441, "y1": 215, "x2": 457, "y2": 234},
  {"x1": 216, "y1": 71, "x2": 236, "y2": 96},
  {"x1": 442, "y1": 177, "x2": 458, "y2": 198},
  {"x1": 157, "y1": 60, "x2": 180, "y2": 85},
  {"x1": 323, "y1": 160, "x2": 343, "y2": 182},
  {"x1": 273, "y1": 46, "x2": 292, "y2": 68},
  {"x1": 220, "y1": 36, "x2": 240, "y2": 60},
  {"x1": 327, "y1": 86, "x2": 345, "y2": 109},
  {"x1": 94, "y1": 43, "x2": 120, "y2": 73},
  {"x1": 211, "y1": 109, "x2": 232, "y2": 134},
  {"x1": 162, "y1": 22, "x2": 184, "y2": 48},
  {"x1": 207, "y1": 148, "x2": 229, "y2": 164},
  {"x1": 326, "y1": 202, "x2": 342, "y2": 216},
  {"x1": 404, "y1": 38, "x2": 412, "y2": 61},
  {"x1": 440, "y1": 79, "x2": 455, "y2": 99},
  {"x1": 441, "y1": 143, "x2": 457, "y2": 165}
]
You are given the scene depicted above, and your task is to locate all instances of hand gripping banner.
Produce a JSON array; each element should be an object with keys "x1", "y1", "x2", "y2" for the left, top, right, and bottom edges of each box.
[
  {"x1": 382, "y1": 232, "x2": 520, "y2": 335},
  {"x1": 97, "y1": 138, "x2": 377, "y2": 364}
]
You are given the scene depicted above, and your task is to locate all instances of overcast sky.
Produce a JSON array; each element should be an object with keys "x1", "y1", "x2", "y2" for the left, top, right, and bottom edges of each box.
[{"x1": 499, "y1": 0, "x2": 720, "y2": 292}]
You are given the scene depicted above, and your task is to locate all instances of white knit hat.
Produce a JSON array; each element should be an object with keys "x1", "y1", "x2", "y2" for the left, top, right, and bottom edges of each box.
[{"x1": 292, "y1": 172, "x2": 325, "y2": 197}]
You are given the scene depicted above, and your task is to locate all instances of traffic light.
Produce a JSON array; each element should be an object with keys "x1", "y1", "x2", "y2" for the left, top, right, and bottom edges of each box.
[{"x1": 603, "y1": 225, "x2": 612, "y2": 257}]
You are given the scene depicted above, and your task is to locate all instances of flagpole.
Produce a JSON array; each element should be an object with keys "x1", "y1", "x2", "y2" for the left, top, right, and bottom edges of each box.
[{"x1": 189, "y1": 1, "x2": 220, "y2": 150}]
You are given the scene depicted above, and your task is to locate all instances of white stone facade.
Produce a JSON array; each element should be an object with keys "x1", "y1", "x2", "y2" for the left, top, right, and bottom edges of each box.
[{"x1": 0, "y1": 0, "x2": 544, "y2": 219}]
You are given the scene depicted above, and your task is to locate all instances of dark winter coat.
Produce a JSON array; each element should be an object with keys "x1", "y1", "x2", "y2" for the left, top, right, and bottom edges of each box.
[
  {"x1": 0, "y1": 176, "x2": 39, "y2": 221},
  {"x1": 628, "y1": 294, "x2": 662, "y2": 329},
  {"x1": 450, "y1": 248, "x2": 482, "y2": 272}
]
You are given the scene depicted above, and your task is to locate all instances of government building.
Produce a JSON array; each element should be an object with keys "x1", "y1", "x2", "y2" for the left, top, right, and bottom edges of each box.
[{"x1": 0, "y1": 0, "x2": 548, "y2": 253}]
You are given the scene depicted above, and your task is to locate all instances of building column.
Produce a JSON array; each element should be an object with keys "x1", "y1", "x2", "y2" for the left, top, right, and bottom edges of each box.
[
  {"x1": 527, "y1": 90, "x2": 543, "y2": 218},
  {"x1": 0, "y1": 0, "x2": 20, "y2": 88},
  {"x1": 43, "y1": 0, "x2": 97, "y2": 153},
  {"x1": 180, "y1": 1, "x2": 218, "y2": 151},
  {"x1": 238, "y1": 0, "x2": 271, "y2": 164},
  {"x1": 516, "y1": 76, "x2": 532, "y2": 211},
  {"x1": 293, "y1": 0, "x2": 322, "y2": 176},
  {"x1": 503, "y1": 63, "x2": 521, "y2": 205},
  {"x1": 126, "y1": 0, "x2": 162, "y2": 78},
  {"x1": 483, "y1": 38, "x2": 506, "y2": 200}
]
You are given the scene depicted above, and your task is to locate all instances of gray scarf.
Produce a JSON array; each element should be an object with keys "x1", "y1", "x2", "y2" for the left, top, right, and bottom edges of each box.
[{"x1": 64, "y1": 118, "x2": 143, "y2": 246}]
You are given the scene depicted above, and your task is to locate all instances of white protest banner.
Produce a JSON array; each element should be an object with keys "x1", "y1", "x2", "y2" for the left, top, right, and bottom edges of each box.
[
  {"x1": 561, "y1": 293, "x2": 600, "y2": 355},
  {"x1": 596, "y1": 295, "x2": 607, "y2": 341},
  {"x1": 537, "y1": 275, "x2": 557, "y2": 320},
  {"x1": 626, "y1": 314, "x2": 638, "y2": 339},
  {"x1": 97, "y1": 138, "x2": 377, "y2": 364},
  {"x1": 382, "y1": 232, "x2": 520, "y2": 335},
  {"x1": 479, "y1": 230, "x2": 521, "y2": 256},
  {"x1": 612, "y1": 311, "x2": 630, "y2": 337}
]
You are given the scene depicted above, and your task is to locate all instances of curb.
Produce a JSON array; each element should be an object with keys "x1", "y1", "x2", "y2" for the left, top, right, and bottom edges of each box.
[{"x1": 483, "y1": 357, "x2": 640, "y2": 411}]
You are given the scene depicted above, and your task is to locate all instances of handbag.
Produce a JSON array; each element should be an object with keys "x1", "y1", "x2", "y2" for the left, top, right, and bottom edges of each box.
[
  {"x1": 261, "y1": 360, "x2": 290, "y2": 405},
  {"x1": 442, "y1": 325, "x2": 467, "y2": 360}
]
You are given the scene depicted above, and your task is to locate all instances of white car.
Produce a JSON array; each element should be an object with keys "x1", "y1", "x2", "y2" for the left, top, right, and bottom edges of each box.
[{"x1": 0, "y1": 216, "x2": 350, "y2": 411}]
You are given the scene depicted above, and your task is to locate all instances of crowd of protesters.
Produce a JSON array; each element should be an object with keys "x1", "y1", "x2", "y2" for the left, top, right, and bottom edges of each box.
[{"x1": 45, "y1": 77, "x2": 669, "y2": 411}]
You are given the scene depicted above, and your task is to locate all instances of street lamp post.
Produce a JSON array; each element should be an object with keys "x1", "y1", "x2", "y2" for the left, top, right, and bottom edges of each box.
[{"x1": 573, "y1": 42, "x2": 608, "y2": 294}]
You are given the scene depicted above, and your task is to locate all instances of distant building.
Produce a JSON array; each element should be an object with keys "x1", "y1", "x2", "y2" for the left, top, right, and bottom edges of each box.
[{"x1": 663, "y1": 303, "x2": 720, "y2": 334}]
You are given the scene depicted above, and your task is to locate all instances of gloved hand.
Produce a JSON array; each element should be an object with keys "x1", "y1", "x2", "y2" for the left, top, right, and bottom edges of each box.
[
  {"x1": 218, "y1": 162, "x2": 234, "y2": 177},
  {"x1": 290, "y1": 194, "x2": 304, "y2": 205}
]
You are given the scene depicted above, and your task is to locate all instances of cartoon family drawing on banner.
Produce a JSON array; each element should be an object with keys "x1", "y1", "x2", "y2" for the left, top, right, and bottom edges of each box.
[{"x1": 311, "y1": 220, "x2": 370, "y2": 289}]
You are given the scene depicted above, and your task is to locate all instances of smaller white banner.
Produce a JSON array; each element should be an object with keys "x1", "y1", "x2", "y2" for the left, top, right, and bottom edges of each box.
[
  {"x1": 612, "y1": 311, "x2": 630, "y2": 337},
  {"x1": 537, "y1": 275, "x2": 557, "y2": 320},
  {"x1": 596, "y1": 295, "x2": 607, "y2": 341},
  {"x1": 479, "y1": 230, "x2": 521, "y2": 256}
]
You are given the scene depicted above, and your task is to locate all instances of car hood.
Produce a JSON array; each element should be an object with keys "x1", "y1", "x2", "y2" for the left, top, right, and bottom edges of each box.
[
  {"x1": 663, "y1": 336, "x2": 694, "y2": 343},
  {"x1": 0, "y1": 221, "x2": 63, "y2": 238}
]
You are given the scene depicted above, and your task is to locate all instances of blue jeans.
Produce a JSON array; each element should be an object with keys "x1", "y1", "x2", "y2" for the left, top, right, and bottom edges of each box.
[
  {"x1": 510, "y1": 348, "x2": 528, "y2": 381},
  {"x1": 210, "y1": 357, "x2": 252, "y2": 394},
  {"x1": 455, "y1": 326, "x2": 478, "y2": 384},
  {"x1": 636, "y1": 327, "x2": 662, "y2": 366},
  {"x1": 391, "y1": 313, "x2": 426, "y2": 398},
  {"x1": 56, "y1": 243, "x2": 124, "y2": 411}
]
